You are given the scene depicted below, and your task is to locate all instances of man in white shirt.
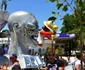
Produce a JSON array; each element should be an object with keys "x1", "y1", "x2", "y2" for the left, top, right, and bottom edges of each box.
[{"x1": 73, "y1": 53, "x2": 81, "y2": 70}]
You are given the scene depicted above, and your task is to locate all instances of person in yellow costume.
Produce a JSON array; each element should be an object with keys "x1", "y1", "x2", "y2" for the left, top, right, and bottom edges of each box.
[{"x1": 37, "y1": 17, "x2": 58, "y2": 46}]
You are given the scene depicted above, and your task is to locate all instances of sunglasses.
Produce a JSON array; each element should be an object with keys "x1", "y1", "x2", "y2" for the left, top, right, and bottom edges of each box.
[
  {"x1": 47, "y1": 53, "x2": 55, "y2": 56},
  {"x1": 48, "y1": 54, "x2": 53, "y2": 56}
]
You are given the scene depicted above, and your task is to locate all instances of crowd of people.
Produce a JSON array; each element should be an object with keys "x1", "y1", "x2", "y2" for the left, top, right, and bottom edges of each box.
[
  {"x1": 0, "y1": 52, "x2": 85, "y2": 70},
  {"x1": 0, "y1": 54, "x2": 21, "y2": 70},
  {"x1": 39, "y1": 52, "x2": 85, "y2": 70}
]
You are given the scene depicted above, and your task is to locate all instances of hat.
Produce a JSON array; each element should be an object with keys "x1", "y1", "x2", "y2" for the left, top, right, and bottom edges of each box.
[
  {"x1": 44, "y1": 21, "x2": 58, "y2": 31},
  {"x1": 10, "y1": 54, "x2": 17, "y2": 59},
  {"x1": 44, "y1": 21, "x2": 54, "y2": 30}
]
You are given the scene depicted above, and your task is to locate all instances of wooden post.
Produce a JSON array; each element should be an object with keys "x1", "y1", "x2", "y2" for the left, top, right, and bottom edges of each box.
[{"x1": 52, "y1": 40, "x2": 54, "y2": 52}]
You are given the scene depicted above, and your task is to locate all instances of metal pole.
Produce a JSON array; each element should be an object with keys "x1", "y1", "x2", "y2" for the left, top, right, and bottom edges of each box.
[{"x1": 52, "y1": 40, "x2": 54, "y2": 52}]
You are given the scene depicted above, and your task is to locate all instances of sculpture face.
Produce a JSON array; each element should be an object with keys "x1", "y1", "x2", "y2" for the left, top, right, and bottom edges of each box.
[
  {"x1": 8, "y1": 11, "x2": 39, "y2": 36},
  {"x1": 7, "y1": 11, "x2": 39, "y2": 55}
]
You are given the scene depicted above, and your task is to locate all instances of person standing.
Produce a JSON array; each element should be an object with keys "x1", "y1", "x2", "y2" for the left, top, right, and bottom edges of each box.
[
  {"x1": 46, "y1": 52, "x2": 64, "y2": 70},
  {"x1": 1, "y1": 0, "x2": 11, "y2": 10},
  {"x1": 2, "y1": 62, "x2": 10, "y2": 70},
  {"x1": 73, "y1": 52, "x2": 85, "y2": 70},
  {"x1": 9, "y1": 54, "x2": 21, "y2": 70}
]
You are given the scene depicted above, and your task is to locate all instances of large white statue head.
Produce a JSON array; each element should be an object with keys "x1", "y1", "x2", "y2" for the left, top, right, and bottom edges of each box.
[
  {"x1": 8, "y1": 11, "x2": 38, "y2": 35},
  {"x1": 8, "y1": 11, "x2": 39, "y2": 55}
]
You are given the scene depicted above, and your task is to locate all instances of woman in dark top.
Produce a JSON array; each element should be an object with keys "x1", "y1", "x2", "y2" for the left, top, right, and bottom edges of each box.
[{"x1": 9, "y1": 54, "x2": 21, "y2": 70}]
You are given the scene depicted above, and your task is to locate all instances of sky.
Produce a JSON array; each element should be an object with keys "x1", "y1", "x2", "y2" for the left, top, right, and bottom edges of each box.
[{"x1": 2, "y1": 0, "x2": 72, "y2": 33}]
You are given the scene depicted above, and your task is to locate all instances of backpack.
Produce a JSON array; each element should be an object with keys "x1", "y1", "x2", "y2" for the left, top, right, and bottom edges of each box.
[
  {"x1": 64, "y1": 60, "x2": 77, "y2": 70},
  {"x1": 71, "y1": 60, "x2": 77, "y2": 70}
]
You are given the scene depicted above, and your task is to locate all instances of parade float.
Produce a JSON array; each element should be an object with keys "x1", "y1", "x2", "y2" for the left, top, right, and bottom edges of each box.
[
  {"x1": 5, "y1": 11, "x2": 45, "y2": 69},
  {"x1": 0, "y1": 1, "x2": 45, "y2": 69},
  {"x1": 0, "y1": 10, "x2": 76, "y2": 69},
  {"x1": 4, "y1": 11, "x2": 59, "y2": 69}
]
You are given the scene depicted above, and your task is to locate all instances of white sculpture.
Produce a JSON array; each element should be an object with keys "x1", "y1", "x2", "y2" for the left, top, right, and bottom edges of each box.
[{"x1": 7, "y1": 11, "x2": 39, "y2": 55}]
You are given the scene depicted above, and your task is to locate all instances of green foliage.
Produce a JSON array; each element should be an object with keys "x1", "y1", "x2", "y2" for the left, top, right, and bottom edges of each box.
[
  {"x1": 61, "y1": 14, "x2": 78, "y2": 33},
  {"x1": 82, "y1": 3, "x2": 85, "y2": 11},
  {"x1": 77, "y1": 0, "x2": 83, "y2": 6},
  {"x1": 49, "y1": 0, "x2": 55, "y2": 2},
  {"x1": 60, "y1": 26, "x2": 66, "y2": 33},
  {"x1": 52, "y1": 11, "x2": 56, "y2": 15},
  {"x1": 47, "y1": 0, "x2": 58, "y2": 2},
  {"x1": 48, "y1": 16, "x2": 56, "y2": 22},
  {"x1": 46, "y1": 0, "x2": 85, "y2": 51},
  {"x1": 52, "y1": 11, "x2": 59, "y2": 17},
  {"x1": 62, "y1": 5, "x2": 68, "y2": 11},
  {"x1": 56, "y1": 2, "x2": 63, "y2": 9},
  {"x1": 57, "y1": 46, "x2": 63, "y2": 55},
  {"x1": 48, "y1": 11, "x2": 59, "y2": 22},
  {"x1": 55, "y1": 46, "x2": 63, "y2": 55}
]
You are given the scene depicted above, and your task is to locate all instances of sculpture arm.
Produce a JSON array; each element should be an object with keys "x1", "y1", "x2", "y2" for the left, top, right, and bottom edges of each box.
[
  {"x1": 40, "y1": 30, "x2": 52, "y2": 40},
  {"x1": 40, "y1": 30, "x2": 52, "y2": 35}
]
